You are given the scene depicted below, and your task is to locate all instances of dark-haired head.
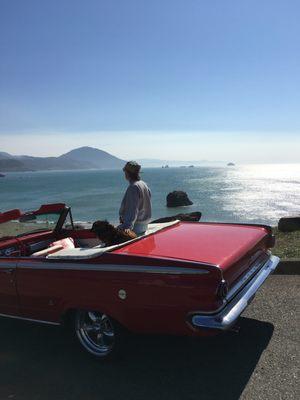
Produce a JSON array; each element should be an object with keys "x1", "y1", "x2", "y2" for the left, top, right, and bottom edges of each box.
[
  {"x1": 91, "y1": 220, "x2": 115, "y2": 237},
  {"x1": 123, "y1": 161, "x2": 141, "y2": 182}
]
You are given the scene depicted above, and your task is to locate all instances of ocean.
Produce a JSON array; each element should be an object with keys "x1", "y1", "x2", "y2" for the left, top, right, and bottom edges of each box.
[{"x1": 1, "y1": 164, "x2": 300, "y2": 226}]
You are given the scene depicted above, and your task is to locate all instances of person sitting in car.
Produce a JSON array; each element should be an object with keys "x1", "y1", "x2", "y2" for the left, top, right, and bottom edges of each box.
[{"x1": 118, "y1": 161, "x2": 152, "y2": 235}]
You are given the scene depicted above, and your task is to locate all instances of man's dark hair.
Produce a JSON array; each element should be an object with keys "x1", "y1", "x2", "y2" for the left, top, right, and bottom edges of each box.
[{"x1": 123, "y1": 161, "x2": 141, "y2": 181}]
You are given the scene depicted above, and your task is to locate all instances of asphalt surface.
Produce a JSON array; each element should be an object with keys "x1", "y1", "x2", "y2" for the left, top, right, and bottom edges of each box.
[{"x1": 0, "y1": 275, "x2": 299, "y2": 400}]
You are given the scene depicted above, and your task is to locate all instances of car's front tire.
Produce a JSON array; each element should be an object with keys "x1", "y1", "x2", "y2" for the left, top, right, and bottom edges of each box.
[{"x1": 74, "y1": 310, "x2": 120, "y2": 360}]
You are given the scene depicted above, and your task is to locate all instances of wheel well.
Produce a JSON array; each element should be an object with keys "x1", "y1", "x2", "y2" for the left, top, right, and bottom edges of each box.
[{"x1": 61, "y1": 308, "x2": 128, "y2": 333}]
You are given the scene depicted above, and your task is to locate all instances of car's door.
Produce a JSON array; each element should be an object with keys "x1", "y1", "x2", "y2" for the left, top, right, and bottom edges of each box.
[
  {"x1": 0, "y1": 258, "x2": 19, "y2": 315},
  {"x1": 15, "y1": 258, "x2": 63, "y2": 323}
]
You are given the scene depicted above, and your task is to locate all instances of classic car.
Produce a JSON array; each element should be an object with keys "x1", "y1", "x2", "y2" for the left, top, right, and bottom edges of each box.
[{"x1": 0, "y1": 203, "x2": 279, "y2": 359}]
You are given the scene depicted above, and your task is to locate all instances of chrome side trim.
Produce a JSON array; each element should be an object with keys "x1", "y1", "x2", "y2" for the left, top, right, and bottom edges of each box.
[
  {"x1": 191, "y1": 255, "x2": 280, "y2": 330},
  {"x1": 0, "y1": 313, "x2": 60, "y2": 326},
  {"x1": 0, "y1": 261, "x2": 17, "y2": 269},
  {"x1": 17, "y1": 261, "x2": 209, "y2": 275}
]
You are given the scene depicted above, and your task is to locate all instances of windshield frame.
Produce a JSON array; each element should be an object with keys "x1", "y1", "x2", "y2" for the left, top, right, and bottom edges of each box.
[{"x1": 0, "y1": 205, "x2": 72, "y2": 240}]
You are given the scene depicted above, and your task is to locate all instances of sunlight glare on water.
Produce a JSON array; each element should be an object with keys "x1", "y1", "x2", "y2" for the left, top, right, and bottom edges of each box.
[{"x1": 220, "y1": 164, "x2": 300, "y2": 223}]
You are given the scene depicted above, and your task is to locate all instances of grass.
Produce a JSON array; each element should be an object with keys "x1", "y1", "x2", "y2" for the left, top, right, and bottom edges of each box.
[{"x1": 272, "y1": 228, "x2": 300, "y2": 259}]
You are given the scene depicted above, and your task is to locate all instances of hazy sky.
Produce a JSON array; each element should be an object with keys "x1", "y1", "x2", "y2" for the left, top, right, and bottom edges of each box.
[{"x1": 0, "y1": 1, "x2": 299, "y2": 162}]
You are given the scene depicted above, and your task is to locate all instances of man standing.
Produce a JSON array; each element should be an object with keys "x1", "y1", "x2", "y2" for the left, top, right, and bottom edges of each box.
[{"x1": 119, "y1": 161, "x2": 152, "y2": 235}]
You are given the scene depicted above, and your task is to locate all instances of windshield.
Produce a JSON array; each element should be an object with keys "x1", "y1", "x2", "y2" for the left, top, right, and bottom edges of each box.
[{"x1": 0, "y1": 212, "x2": 62, "y2": 239}]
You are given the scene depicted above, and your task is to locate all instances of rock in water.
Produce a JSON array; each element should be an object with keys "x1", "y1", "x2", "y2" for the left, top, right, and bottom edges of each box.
[
  {"x1": 278, "y1": 216, "x2": 300, "y2": 232},
  {"x1": 166, "y1": 191, "x2": 193, "y2": 207},
  {"x1": 151, "y1": 212, "x2": 201, "y2": 224}
]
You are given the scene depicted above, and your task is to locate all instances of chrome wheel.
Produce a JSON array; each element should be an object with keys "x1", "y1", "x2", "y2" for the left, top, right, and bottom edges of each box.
[{"x1": 75, "y1": 310, "x2": 115, "y2": 357}]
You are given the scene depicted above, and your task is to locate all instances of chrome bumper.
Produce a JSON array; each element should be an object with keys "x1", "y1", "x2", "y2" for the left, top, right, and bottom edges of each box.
[{"x1": 191, "y1": 255, "x2": 280, "y2": 330}]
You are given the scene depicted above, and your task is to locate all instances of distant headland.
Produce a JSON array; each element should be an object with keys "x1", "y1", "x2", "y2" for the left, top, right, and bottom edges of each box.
[
  {"x1": 0, "y1": 147, "x2": 126, "y2": 172},
  {"x1": 0, "y1": 146, "x2": 227, "y2": 172}
]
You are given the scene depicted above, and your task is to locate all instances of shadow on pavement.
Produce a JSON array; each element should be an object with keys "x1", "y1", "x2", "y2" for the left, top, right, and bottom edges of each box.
[{"x1": 0, "y1": 316, "x2": 273, "y2": 400}]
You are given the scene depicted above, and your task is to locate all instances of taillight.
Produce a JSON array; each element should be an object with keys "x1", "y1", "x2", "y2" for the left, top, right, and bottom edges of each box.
[{"x1": 217, "y1": 279, "x2": 228, "y2": 299}]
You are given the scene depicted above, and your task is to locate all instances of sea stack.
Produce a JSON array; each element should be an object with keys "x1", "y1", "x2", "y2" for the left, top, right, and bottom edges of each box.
[{"x1": 166, "y1": 191, "x2": 193, "y2": 207}]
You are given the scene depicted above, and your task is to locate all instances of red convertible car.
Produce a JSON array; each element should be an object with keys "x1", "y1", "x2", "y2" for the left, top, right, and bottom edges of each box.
[{"x1": 0, "y1": 203, "x2": 279, "y2": 359}]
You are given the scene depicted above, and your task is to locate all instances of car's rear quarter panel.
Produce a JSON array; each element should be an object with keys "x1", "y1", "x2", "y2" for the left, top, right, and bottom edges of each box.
[{"x1": 15, "y1": 254, "x2": 222, "y2": 335}]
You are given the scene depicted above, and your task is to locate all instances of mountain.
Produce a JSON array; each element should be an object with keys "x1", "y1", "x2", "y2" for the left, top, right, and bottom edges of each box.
[
  {"x1": 59, "y1": 147, "x2": 125, "y2": 169},
  {"x1": 0, "y1": 151, "x2": 14, "y2": 159},
  {"x1": 0, "y1": 158, "x2": 27, "y2": 171},
  {"x1": 0, "y1": 147, "x2": 126, "y2": 172}
]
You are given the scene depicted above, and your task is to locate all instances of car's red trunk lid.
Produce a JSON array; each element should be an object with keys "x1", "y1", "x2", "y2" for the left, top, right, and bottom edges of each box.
[{"x1": 113, "y1": 222, "x2": 270, "y2": 285}]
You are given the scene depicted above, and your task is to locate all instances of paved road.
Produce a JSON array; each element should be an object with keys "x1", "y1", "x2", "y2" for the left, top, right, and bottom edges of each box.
[{"x1": 0, "y1": 275, "x2": 299, "y2": 400}]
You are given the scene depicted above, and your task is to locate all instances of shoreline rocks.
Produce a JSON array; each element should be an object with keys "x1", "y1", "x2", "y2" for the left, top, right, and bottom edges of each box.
[
  {"x1": 278, "y1": 216, "x2": 300, "y2": 232},
  {"x1": 166, "y1": 191, "x2": 193, "y2": 208},
  {"x1": 151, "y1": 212, "x2": 201, "y2": 224}
]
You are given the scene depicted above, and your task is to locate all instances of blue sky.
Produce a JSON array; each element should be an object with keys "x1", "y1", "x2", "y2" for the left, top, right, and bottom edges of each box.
[{"x1": 0, "y1": 0, "x2": 299, "y2": 162}]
